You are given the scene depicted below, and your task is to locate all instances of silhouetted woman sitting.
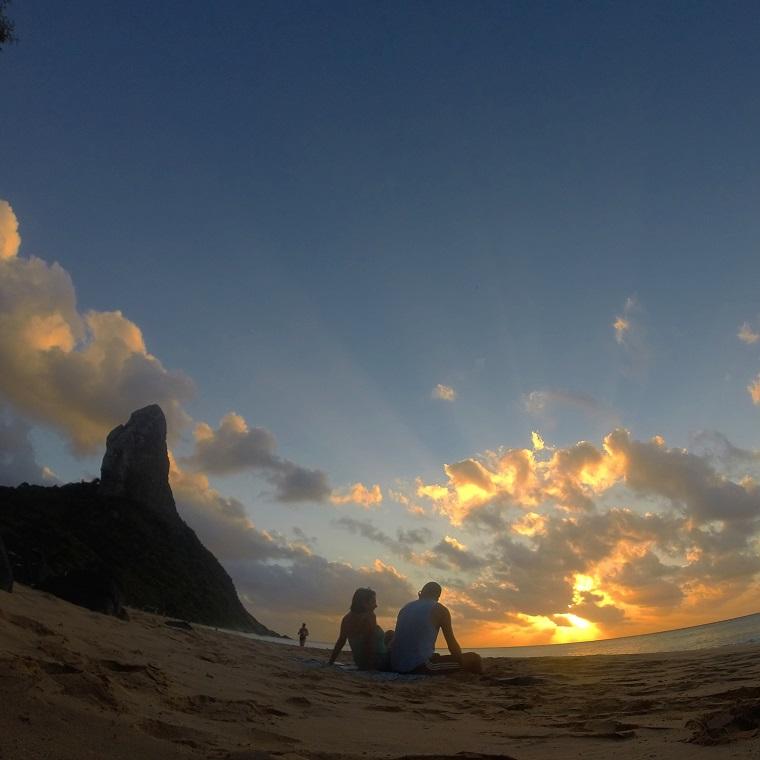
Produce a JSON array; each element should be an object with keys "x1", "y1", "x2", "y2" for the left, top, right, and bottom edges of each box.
[{"x1": 328, "y1": 587, "x2": 393, "y2": 671}]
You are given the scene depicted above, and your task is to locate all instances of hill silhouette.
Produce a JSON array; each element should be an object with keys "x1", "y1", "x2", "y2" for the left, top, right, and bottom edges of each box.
[{"x1": 0, "y1": 405, "x2": 280, "y2": 636}]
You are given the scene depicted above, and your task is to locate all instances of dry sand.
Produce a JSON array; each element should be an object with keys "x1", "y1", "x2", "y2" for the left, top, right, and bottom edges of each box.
[{"x1": 2, "y1": 585, "x2": 760, "y2": 760}]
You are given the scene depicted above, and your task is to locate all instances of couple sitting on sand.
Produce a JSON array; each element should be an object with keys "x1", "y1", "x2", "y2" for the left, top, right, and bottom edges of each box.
[{"x1": 328, "y1": 581, "x2": 482, "y2": 675}]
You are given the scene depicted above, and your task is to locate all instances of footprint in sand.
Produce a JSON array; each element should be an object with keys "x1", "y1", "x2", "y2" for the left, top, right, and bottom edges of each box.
[
  {"x1": 51, "y1": 670, "x2": 120, "y2": 710},
  {"x1": 99, "y1": 659, "x2": 149, "y2": 673},
  {"x1": 170, "y1": 693, "x2": 271, "y2": 722},
  {"x1": 97, "y1": 660, "x2": 168, "y2": 692},
  {"x1": 488, "y1": 675, "x2": 545, "y2": 687},
  {"x1": 413, "y1": 708, "x2": 457, "y2": 720},
  {"x1": 4, "y1": 613, "x2": 57, "y2": 637},
  {"x1": 138, "y1": 718, "x2": 213, "y2": 748},
  {"x1": 285, "y1": 696, "x2": 312, "y2": 707},
  {"x1": 366, "y1": 704, "x2": 405, "y2": 712},
  {"x1": 399, "y1": 754, "x2": 519, "y2": 760},
  {"x1": 39, "y1": 661, "x2": 82, "y2": 675},
  {"x1": 686, "y1": 700, "x2": 760, "y2": 745},
  {"x1": 576, "y1": 717, "x2": 638, "y2": 739}
]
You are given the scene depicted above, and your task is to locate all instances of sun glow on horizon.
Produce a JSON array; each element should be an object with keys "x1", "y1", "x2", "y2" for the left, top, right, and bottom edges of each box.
[
  {"x1": 453, "y1": 610, "x2": 605, "y2": 648},
  {"x1": 551, "y1": 613, "x2": 599, "y2": 643}
]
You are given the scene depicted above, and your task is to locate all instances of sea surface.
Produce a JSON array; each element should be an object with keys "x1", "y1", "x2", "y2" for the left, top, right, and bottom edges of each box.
[
  {"x1": 471, "y1": 611, "x2": 760, "y2": 658},
  {"x1": 235, "y1": 611, "x2": 760, "y2": 658}
]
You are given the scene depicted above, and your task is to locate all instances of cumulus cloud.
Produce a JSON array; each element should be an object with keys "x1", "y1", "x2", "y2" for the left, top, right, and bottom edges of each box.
[
  {"x1": 511, "y1": 511, "x2": 548, "y2": 537},
  {"x1": 9, "y1": 199, "x2": 760, "y2": 643},
  {"x1": 231, "y1": 554, "x2": 414, "y2": 618},
  {"x1": 416, "y1": 446, "x2": 543, "y2": 524},
  {"x1": 738, "y1": 322, "x2": 760, "y2": 345},
  {"x1": 613, "y1": 296, "x2": 637, "y2": 344},
  {"x1": 613, "y1": 316, "x2": 630, "y2": 343},
  {"x1": 608, "y1": 552, "x2": 684, "y2": 608},
  {"x1": 228, "y1": 555, "x2": 415, "y2": 637},
  {"x1": 437, "y1": 507, "x2": 689, "y2": 640},
  {"x1": 334, "y1": 518, "x2": 484, "y2": 576},
  {"x1": 479, "y1": 508, "x2": 679, "y2": 622},
  {"x1": 169, "y1": 453, "x2": 309, "y2": 563},
  {"x1": 387, "y1": 487, "x2": 429, "y2": 517},
  {"x1": 186, "y1": 414, "x2": 278, "y2": 473},
  {"x1": 691, "y1": 431, "x2": 760, "y2": 477},
  {"x1": 170, "y1": 455, "x2": 414, "y2": 638},
  {"x1": 418, "y1": 430, "x2": 760, "y2": 525},
  {"x1": 268, "y1": 462, "x2": 331, "y2": 503},
  {"x1": 182, "y1": 412, "x2": 331, "y2": 503},
  {"x1": 739, "y1": 323, "x2": 760, "y2": 404},
  {"x1": 612, "y1": 296, "x2": 649, "y2": 378},
  {"x1": 411, "y1": 428, "x2": 760, "y2": 641},
  {"x1": 609, "y1": 429, "x2": 760, "y2": 523},
  {"x1": 0, "y1": 407, "x2": 50, "y2": 486},
  {"x1": 571, "y1": 591, "x2": 627, "y2": 626},
  {"x1": 424, "y1": 535, "x2": 485, "y2": 572},
  {"x1": 522, "y1": 389, "x2": 615, "y2": 427},
  {"x1": 330, "y1": 482, "x2": 383, "y2": 508},
  {"x1": 331, "y1": 515, "x2": 431, "y2": 559},
  {"x1": 0, "y1": 201, "x2": 21, "y2": 259},
  {"x1": 0, "y1": 200, "x2": 193, "y2": 454},
  {"x1": 748, "y1": 375, "x2": 760, "y2": 405},
  {"x1": 432, "y1": 383, "x2": 457, "y2": 401}
]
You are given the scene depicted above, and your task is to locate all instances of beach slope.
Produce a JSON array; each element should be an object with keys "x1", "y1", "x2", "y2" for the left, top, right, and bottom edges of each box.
[{"x1": 2, "y1": 585, "x2": 760, "y2": 759}]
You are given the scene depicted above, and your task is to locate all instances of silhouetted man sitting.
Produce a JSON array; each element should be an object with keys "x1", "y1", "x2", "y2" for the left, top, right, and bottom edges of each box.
[{"x1": 390, "y1": 581, "x2": 482, "y2": 675}]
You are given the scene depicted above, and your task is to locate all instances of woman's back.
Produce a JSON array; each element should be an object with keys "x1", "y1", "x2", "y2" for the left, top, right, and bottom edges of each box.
[
  {"x1": 349, "y1": 623, "x2": 387, "y2": 670},
  {"x1": 342, "y1": 611, "x2": 387, "y2": 670},
  {"x1": 329, "y1": 587, "x2": 390, "y2": 671}
]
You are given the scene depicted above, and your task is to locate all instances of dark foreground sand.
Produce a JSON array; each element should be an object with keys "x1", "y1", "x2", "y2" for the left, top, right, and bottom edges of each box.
[{"x1": 2, "y1": 585, "x2": 760, "y2": 760}]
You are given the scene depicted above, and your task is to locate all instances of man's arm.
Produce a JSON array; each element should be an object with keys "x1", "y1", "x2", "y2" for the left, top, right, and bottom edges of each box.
[{"x1": 435, "y1": 603, "x2": 462, "y2": 658}]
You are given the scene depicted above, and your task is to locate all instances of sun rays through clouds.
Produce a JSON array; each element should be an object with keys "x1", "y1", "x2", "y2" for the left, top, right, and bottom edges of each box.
[
  {"x1": 5, "y1": 196, "x2": 760, "y2": 645},
  {"x1": 402, "y1": 429, "x2": 760, "y2": 645}
]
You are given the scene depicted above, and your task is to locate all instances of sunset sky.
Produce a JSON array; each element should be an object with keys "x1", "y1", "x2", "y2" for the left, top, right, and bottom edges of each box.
[{"x1": 3, "y1": 1, "x2": 760, "y2": 646}]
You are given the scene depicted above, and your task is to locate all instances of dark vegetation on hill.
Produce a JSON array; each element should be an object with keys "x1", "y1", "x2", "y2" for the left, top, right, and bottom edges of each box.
[
  {"x1": 0, "y1": 481, "x2": 274, "y2": 632},
  {"x1": 0, "y1": 406, "x2": 281, "y2": 637}
]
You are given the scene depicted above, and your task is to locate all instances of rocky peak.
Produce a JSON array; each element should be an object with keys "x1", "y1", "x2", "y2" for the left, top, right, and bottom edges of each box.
[{"x1": 100, "y1": 405, "x2": 176, "y2": 516}]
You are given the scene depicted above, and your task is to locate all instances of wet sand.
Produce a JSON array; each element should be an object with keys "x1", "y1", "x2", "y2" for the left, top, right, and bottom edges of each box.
[{"x1": 2, "y1": 584, "x2": 760, "y2": 759}]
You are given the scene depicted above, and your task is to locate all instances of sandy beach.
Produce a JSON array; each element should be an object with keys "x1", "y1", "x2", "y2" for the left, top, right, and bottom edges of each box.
[{"x1": 1, "y1": 586, "x2": 759, "y2": 759}]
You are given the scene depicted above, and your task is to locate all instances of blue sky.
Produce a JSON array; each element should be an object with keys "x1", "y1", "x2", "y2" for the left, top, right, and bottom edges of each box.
[{"x1": 3, "y1": 1, "x2": 760, "y2": 643}]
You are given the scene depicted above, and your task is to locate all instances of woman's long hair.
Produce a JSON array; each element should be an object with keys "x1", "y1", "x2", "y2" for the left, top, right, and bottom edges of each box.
[{"x1": 350, "y1": 587, "x2": 376, "y2": 614}]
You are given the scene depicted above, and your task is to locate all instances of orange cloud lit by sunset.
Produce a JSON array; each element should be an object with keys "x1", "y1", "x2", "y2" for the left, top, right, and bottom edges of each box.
[
  {"x1": 331, "y1": 482, "x2": 384, "y2": 508},
  {"x1": 5, "y1": 194, "x2": 760, "y2": 647},
  {"x1": 415, "y1": 433, "x2": 630, "y2": 521},
  {"x1": 441, "y1": 564, "x2": 760, "y2": 647},
  {"x1": 0, "y1": 205, "x2": 192, "y2": 454},
  {"x1": 401, "y1": 427, "x2": 760, "y2": 647},
  {"x1": 7, "y1": 2, "x2": 760, "y2": 657}
]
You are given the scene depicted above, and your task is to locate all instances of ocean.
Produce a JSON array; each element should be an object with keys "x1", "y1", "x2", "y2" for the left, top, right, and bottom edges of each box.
[
  {"x1": 471, "y1": 611, "x2": 760, "y2": 658},
  {"x1": 236, "y1": 611, "x2": 760, "y2": 658}
]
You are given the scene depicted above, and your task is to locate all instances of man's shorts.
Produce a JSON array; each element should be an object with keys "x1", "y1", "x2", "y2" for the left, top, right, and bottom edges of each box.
[{"x1": 410, "y1": 653, "x2": 462, "y2": 675}]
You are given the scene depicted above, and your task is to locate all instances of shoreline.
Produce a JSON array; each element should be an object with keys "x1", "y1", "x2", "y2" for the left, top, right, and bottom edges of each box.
[
  {"x1": 3, "y1": 584, "x2": 760, "y2": 759},
  {"x1": 225, "y1": 610, "x2": 760, "y2": 660}
]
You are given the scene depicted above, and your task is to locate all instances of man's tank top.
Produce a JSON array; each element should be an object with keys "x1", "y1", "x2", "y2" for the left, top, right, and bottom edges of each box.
[{"x1": 390, "y1": 598, "x2": 438, "y2": 673}]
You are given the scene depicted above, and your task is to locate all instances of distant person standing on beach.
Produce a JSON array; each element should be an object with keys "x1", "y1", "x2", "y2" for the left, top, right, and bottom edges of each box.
[
  {"x1": 390, "y1": 581, "x2": 482, "y2": 674},
  {"x1": 298, "y1": 623, "x2": 309, "y2": 647}
]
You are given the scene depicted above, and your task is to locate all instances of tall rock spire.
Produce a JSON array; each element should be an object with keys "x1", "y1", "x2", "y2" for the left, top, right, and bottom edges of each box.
[{"x1": 100, "y1": 404, "x2": 177, "y2": 517}]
